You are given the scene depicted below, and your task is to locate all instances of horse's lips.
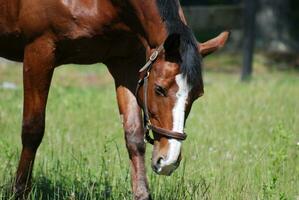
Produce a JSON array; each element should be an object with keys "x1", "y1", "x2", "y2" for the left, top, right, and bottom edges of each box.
[
  {"x1": 154, "y1": 166, "x2": 175, "y2": 176},
  {"x1": 153, "y1": 159, "x2": 179, "y2": 176}
]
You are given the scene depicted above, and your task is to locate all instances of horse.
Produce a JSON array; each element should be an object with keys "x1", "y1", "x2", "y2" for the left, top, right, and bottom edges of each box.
[{"x1": 0, "y1": 0, "x2": 229, "y2": 199}]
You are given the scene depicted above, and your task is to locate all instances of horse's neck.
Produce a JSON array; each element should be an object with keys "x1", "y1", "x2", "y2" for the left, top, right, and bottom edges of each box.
[{"x1": 124, "y1": 0, "x2": 168, "y2": 48}]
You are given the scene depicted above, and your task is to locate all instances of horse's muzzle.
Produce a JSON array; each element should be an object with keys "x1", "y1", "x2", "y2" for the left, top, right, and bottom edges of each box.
[{"x1": 152, "y1": 155, "x2": 181, "y2": 176}]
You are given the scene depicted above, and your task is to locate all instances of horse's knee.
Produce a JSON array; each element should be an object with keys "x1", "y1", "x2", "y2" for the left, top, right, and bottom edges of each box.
[
  {"x1": 124, "y1": 122, "x2": 145, "y2": 155},
  {"x1": 21, "y1": 115, "x2": 45, "y2": 151}
]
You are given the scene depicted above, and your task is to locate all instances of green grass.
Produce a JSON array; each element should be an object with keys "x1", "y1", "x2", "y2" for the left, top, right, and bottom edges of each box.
[{"x1": 0, "y1": 61, "x2": 299, "y2": 200}]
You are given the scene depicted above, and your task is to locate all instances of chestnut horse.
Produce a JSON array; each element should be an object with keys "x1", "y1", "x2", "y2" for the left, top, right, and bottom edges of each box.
[{"x1": 0, "y1": 0, "x2": 228, "y2": 199}]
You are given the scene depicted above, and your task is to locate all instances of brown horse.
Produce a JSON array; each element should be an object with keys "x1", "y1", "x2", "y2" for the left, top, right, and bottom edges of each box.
[{"x1": 0, "y1": 0, "x2": 229, "y2": 199}]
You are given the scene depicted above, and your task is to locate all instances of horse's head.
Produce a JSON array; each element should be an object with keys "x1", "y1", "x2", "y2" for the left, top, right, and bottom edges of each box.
[{"x1": 136, "y1": 31, "x2": 229, "y2": 175}]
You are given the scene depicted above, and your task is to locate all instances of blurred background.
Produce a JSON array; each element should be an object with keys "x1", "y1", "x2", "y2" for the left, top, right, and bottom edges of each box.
[{"x1": 182, "y1": 0, "x2": 299, "y2": 80}]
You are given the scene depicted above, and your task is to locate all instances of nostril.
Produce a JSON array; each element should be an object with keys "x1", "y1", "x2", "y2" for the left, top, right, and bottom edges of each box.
[
  {"x1": 152, "y1": 157, "x2": 164, "y2": 173},
  {"x1": 157, "y1": 157, "x2": 163, "y2": 165},
  {"x1": 152, "y1": 164, "x2": 159, "y2": 172}
]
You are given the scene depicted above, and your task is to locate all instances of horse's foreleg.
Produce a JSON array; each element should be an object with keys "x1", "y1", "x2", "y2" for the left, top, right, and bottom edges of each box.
[
  {"x1": 14, "y1": 34, "x2": 55, "y2": 198},
  {"x1": 115, "y1": 86, "x2": 151, "y2": 200}
]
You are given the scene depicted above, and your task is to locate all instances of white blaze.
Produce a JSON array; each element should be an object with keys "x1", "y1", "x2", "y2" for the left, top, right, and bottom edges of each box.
[{"x1": 161, "y1": 74, "x2": 190, "y2": 167}]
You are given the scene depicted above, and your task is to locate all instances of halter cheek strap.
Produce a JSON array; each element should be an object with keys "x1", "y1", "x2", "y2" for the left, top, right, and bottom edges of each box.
[{"x1": 135, "y1": 45, "x2": 187, "y2": 145}]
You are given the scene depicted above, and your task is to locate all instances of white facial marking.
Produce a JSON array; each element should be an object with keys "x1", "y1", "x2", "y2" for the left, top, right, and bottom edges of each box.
[{"x1": 160, "y1": 74, "x2": 190, "y2": 168}]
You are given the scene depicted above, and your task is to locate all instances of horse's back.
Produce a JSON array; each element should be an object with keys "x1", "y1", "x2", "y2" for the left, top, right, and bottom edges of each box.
[
  {"x1": 0, "y1": 0, "x2": 139, "y2": 63},
  {"x1": 0, "y1": 0, "x2": 122, "y2": 61}
]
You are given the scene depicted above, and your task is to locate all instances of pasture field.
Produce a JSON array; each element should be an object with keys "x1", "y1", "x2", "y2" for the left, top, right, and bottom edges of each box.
[{"x1": 0, "y1": 58, "x2": 299, "y2": 200}]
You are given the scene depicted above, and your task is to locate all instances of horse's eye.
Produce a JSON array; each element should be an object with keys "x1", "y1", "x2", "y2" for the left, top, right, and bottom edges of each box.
[{"x1": 155, "y1": 85, "x2": 167, "y2": 97}]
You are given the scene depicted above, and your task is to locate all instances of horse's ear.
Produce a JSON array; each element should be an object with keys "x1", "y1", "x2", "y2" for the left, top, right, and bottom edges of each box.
[
  {"x1": 198, "y1": 31, "x2": 230, "y2": 57},
  {"x1": 164, "y1": 33, "x2": 181, "y2": 57}
]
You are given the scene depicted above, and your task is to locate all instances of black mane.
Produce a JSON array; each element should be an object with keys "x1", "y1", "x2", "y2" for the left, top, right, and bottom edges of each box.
[{"x1": 156, "y1": 0, "x2": 203, "y2": 87}]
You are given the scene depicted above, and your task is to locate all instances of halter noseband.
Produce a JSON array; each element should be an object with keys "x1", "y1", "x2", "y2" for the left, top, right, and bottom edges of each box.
[{"x1": 135, "y1": 44, "x2": 187, "y2": 145}]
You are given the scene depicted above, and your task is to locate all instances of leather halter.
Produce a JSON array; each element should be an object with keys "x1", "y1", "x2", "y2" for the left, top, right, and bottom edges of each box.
[{"x1": 135, "y1": 45, "x2": 187, "y2": 145}]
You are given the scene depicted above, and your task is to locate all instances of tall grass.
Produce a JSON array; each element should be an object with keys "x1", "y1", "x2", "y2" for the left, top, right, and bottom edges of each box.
[{"x1": 0, "y1": 64, "x2": 298, "y2": 199}]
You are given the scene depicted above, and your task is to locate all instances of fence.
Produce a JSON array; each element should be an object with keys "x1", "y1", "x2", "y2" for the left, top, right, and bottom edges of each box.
[{"x1": 182, "y1": 5, "x2": 243, "y2": 48}]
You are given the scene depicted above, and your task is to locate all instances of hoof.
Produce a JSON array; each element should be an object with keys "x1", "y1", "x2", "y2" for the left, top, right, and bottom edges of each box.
[
  {"x1": 13, "y1": 182, "x2": 31, "y2": 200},
  {"x1": 134, "y1": 187, "x2": 152, "y2": 200},
  {"x1": 134, "y1": 194, "x2": 152, "y2": 200}
]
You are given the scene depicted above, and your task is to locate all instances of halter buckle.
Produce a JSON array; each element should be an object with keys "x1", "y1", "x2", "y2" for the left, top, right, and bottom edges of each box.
[{"x1": 149, "y1": 50, "x2": 159, "y2": 61}]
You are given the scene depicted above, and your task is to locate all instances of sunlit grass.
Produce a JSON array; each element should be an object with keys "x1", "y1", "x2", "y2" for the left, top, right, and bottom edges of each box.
[{"x1": 0, "y1": 62, "x2": 298, "y2": 199}]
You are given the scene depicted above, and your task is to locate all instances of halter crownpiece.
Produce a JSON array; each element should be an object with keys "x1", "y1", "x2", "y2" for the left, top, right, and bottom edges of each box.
[
  {"x1": 139, "y1": 44, "x2": 164, "y2": 73},
  {"x1": 136, "y1": 44, "x2": 187, "y2": 145}
]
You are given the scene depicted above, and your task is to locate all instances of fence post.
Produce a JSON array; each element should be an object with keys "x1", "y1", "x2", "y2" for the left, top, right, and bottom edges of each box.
[{"x1": 241, "y1": 0, "x2": 257, "y2": 81}]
